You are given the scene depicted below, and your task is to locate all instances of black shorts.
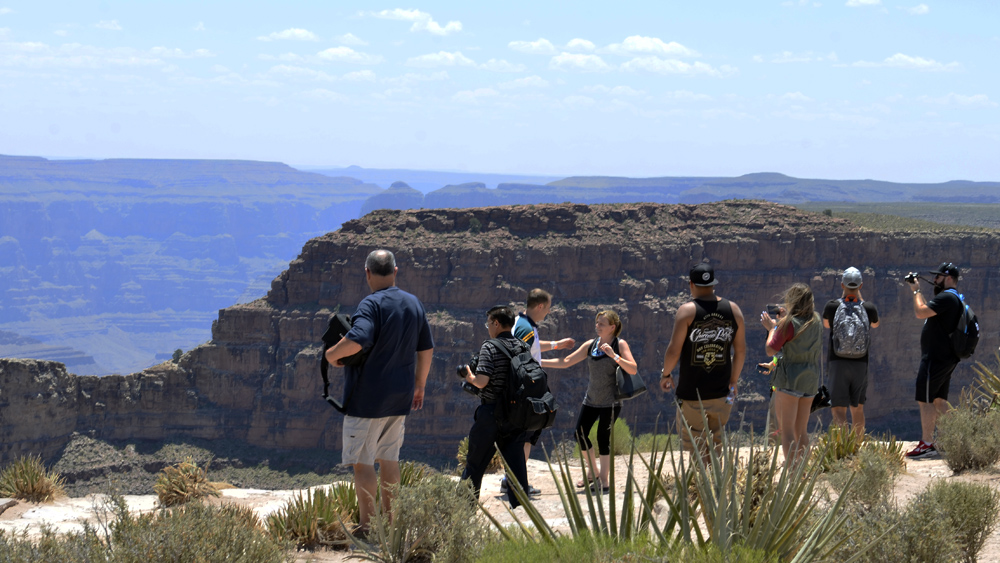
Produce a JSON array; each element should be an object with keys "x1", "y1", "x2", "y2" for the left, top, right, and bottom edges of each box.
[
  {"x1": 915, "y1": 356, "x2": 958, "y2": 403},
  {"x1": 829, "y1": 360, "x2": 868, "y2": 408},
  {"x1": 528, "y1": 428, "x2": 542, "y2": 446}
]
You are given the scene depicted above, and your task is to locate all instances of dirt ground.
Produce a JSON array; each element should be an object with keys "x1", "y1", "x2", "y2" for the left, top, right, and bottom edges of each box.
[{"x1": 4, "y1": 442, "x2": 1000, "y2": 562}]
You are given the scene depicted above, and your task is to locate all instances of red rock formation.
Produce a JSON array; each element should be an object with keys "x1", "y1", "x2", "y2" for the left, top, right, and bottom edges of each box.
[{"x1": 2, "y1": 201, "x2": 997, "y2": 465}]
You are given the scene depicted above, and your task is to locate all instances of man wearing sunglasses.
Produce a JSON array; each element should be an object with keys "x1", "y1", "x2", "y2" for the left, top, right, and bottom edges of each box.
[{"x1": 905, "y1": 262, "x2": 964, "y2": 459}]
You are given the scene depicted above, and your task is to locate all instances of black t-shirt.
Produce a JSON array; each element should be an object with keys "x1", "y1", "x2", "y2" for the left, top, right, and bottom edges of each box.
[
  {"x1": 823, "y1": 298, "x2": 879, "y2": 363},
  {"x1": 677, "y1": 298, "x2": 737, "y2": 401},
  {"x1": 921, "y1": 289, "x2": 963, "y2": 362}
]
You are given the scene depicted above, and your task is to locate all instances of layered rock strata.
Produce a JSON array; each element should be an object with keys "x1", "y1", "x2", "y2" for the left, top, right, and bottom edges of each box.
[{"x1": 2, "y1": 201, "x2": 997, "y2": 465}]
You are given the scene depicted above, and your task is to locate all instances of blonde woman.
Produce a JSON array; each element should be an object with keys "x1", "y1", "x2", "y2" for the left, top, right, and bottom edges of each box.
[
  {"x1": 760, "y1": 283, "x2": 821, "y2": 464},
  {"x1": 543, "y1": 310, "x2": 637, "y2": 493}
]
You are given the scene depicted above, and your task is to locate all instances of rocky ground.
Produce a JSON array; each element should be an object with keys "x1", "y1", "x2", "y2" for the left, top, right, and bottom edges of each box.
[{"x1": 4, "y1": 442, "x2": 1000, "y2": 562}]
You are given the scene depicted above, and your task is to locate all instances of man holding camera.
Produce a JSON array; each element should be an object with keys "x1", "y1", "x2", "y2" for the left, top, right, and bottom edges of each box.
[
  {"x1": 324, "y1": 249, "x2": 434, "y2": 533},
  {"x1": 460, "y1": 305, "x2": 531, "y2": 508},
  {"x1": 905, "y1": 262, "x2": 963, "y2": 459}
]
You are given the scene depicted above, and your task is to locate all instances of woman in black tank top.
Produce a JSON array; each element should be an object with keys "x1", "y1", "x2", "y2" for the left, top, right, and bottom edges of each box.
[{"x1": 542, "y1": 310, "x2": 638, "y2": 491}]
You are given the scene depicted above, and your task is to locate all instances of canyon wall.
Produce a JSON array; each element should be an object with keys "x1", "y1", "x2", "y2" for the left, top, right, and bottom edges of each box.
[{"x1": 2, "y1": 201, "x2": 998, "y2": 465}]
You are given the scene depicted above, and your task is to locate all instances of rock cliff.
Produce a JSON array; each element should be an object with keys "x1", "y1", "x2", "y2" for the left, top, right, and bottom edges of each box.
[{"x1": 2, "y1": 201, "x2": 997, "y2": 466}]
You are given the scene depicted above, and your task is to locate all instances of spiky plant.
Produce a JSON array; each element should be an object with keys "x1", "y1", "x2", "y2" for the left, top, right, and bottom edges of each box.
[
  {"x1": 0, "y1": 455, "x2": 65, "y2": 503},
  {"x1": 153, "y1": 458, "x2": 219, "y2": 507}
]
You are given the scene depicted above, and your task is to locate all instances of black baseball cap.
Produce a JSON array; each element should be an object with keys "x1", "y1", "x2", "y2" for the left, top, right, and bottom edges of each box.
[
  {"x1": 929, "y1": 262, "x2": 960, "y2": 279},
  {"x1": 690, "y1": 263, "x2": 719, "y2": 287}
]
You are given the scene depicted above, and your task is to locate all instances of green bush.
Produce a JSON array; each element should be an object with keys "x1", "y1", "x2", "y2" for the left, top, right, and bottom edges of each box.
[
  {"x1": 0, "y1": 496, "x2": 290, "y2": 563},
  {"x1": 353, "y1": 474, "x2": 493, "y2": 563},
  {"x1": 936, "y1": 403, "x2": 1000, "y2": 472},
  {"x1": 827, "y1": 447, "x2": 899, "y2": 511},
  {"x1": 919, "y1": 481, "x2": 1000, "y2": 563},
  {"x1": 572, "y1": 417, "x2": 633, "y2": 457},
  {"x1": 0, "y1": 454, "x2": 65, "y2": 502},
  {"x1": 633, "y1": 433, "x2": 677, "y2": 452},
  {"x1": 266, "y1": 483, "x2": 357, "y2": 549},
  {"x1": 153, "y1": 458, "x2": 219, "y2": 507},
  {"x1": 814, "y1": 424, "x2": 864, "y2": 472}
]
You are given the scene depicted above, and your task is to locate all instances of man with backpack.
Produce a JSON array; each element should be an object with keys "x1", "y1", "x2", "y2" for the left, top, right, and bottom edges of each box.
[
  {"x1": 460, "y1": 305, "x2": 555, "y2": 508},
  {"x1": 823, "y1": 267, "x2": 880, "y2": 438},
  {"x1": 905, "y1": 262, "x2": 966, "y2": 459}
]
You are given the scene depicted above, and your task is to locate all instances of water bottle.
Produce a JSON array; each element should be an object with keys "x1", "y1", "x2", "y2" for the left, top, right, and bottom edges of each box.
[{"x1": 725, "y1": 385, "x2": 736, "y2": 405}]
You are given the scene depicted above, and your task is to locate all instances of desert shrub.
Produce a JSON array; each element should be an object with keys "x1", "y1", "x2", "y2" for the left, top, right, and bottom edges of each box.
[
  {"x1": 862, "y1": 431, "x2": 905, "y2": 473},
  {"x1": 153, "y1": 458, "x2": 219, "y2": 506},
  {"x1": 919, "y1": 481, "x2": 1000, "y2": 563},
  {"x1": 353, "y1": 474, "x2": 493, "y2": 563},
  {"x1": 456, "y1": 436, "x2": 502, "y2": 475},
  {"x1": 399, "y1": 460, "x2": 430, "y2": 486},
  {"x1": 266, "y1": 484, "x2": 357, "y2": 549},
  {"x1": 220, "y1": 502, "x2": 263, "y2": 529},
  {"x1": 633, "y1": 432, "x2": 677, "y2": 452},
  {"x1": 813, "y1": 424, "x2": 863, "y2": 472},
  {"x1": 936, "y1": 402, "x2": 1000, "y2": 472},
  {"x1": 573, "y1": 417, "x2": 634, "y2": 457},
  {"x1": 0, "y1": 496, "x2": 289, "y2": 563},
  {"x1": 0, "y1": 454, "x2": 65, "y2": 502},
  {"x1": 827, "y1": 447, "x2": 899, "y2": 511}
]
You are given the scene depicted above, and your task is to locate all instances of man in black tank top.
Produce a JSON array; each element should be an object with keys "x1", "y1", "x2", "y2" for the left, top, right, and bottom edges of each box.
[{"x1": 660, "y1": 264, "x2": 746, "y2": 461}]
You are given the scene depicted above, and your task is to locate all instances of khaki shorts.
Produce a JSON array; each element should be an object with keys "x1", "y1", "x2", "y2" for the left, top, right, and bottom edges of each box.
[
  {"x1": 676, "y1": 397, "x2": 733, "y2": 454},
  {"x1": 342, "y1": 415, "x2": 406, "y2": 465}
]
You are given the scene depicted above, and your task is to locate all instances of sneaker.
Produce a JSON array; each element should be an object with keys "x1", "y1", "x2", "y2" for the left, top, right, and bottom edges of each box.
[
  {"x1": 527, "y1": 485, "x2": 541, "y2": 496},
  {"x1": 499, "y1": 478, "x2": 540, "y2": 496},
  {"x1": 499, "y1": 477, "x2": 507, "y2": 494},
  {"x1": 905, "y1": 441, "x2": 938, "y2": 459}
]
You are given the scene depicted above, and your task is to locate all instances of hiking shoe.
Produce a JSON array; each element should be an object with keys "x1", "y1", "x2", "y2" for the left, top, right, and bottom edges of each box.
[
  {"x1": 527, "y1": 485, "x2": 541, "y2": 496},
  {"x1": 905, "y1": 441, "x2": 938, "y2": 459},
  {"x1": 500, "y1": 478, "x2": 540, "y2": 496}
]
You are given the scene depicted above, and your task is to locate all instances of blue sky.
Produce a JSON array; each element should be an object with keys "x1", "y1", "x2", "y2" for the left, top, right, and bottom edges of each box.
[{"x1": 0, "y1": 1, "x2": 997, "y2": 182}]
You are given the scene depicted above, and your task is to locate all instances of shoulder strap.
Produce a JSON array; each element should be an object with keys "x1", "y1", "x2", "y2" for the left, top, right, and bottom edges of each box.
[
  {"x1": 489, "y1": 338, "x2": 515, "y2": 360},
  {"x1": 945, "y1": 288, "x2": 964, "y2": 302}
]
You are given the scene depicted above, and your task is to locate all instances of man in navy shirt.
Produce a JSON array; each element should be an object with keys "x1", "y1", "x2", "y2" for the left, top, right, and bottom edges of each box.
[{"x1": 325, "y1": 249, "x2": 434, "y2": 533}]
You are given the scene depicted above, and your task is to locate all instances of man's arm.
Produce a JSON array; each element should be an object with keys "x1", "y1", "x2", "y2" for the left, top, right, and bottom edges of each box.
[
  {"x1": 325, "y1": 337, "x2": 363, "y2": 366},
  {"x1": 660, "y1": 302, "x2": 695, "y2": 392},
  {"x1": 908, "y1": 281, "x2": 937, "y2": 319},
  {"x1": 729, "y1": 302, "x2": 746, "y2": 391},
  {"x1": 412, "y1": 348, "x2": 433, "y2": 410},
  {"x1": 543, "y1": 338, "x2": 576, "y2": 352}
]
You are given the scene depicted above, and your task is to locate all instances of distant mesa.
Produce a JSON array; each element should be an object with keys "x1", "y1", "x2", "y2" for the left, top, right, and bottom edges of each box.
[{"x1": 0, "y1": 331, "x2": 102, "y2": 374}]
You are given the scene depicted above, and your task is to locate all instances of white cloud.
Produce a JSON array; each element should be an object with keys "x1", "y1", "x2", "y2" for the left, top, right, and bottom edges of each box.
[
  {"x1": 53, "y1": 29, "x2": 69, "y2": 37},
  {"x1": 0, "y1": 7, "x2": 12, "y2": 15},
  {"x1": 620, "y1": 56, "x2": 730, "y2": 77},
  {"x1": 780, "y1": 91, "x2": 813, "y2": 102},
  {"x1": 0, "y1": 27, "x2": 8, "y2": 39},
  {"x1": 851, "y1": 53, "x2": 961, "y2": 71},
  {"x1": 603, "y1": 36, "x2": 698, "y2": 58},
  {"x1": 907, "y1": 3, "x2": 929, "y2": 14},
  {"x1": 371, "y1": 9, "x2": 461, "y2": 36},
  {"x1": 752, "y1": 54, "x2": 764, "y2": 63},
  {"x1": 566, "y1": 38, "x2": 595, "y2": 52},
  {"x1": 95, "y1": 20, "x2": 123, "y2": 31},
  {"x1": 480, "y1": 58, "x2": 525, "y2": 72},
  {"x1": 453, "y1": 87, "x2": 498, "y2": 104},
  {"x1": 499, "y1": 75, "x2": 549, "y2": 89},
  {"x1": 269, "y1": 64, "x2": 338, "y2": 81},
  {"x1": 917, "y1": 93, "x2": 997, "y2": 107},
  {"x1": 406, "y1": 50, "x2": 476, "y2": 68},
  {"x1": 771, "y1": 51, "x2": 838, "y2": 63},
  {"x1": 549, "y1": 52, "x2": 612, "y2": 72},
  {"x1": 846, "y1": 0, "x2": 881, "y2": 5},
  {"x1": 582, "y1": 84, "x2": 644, "y2": 96},
  {"x1": 562, "y1": 95, "x2": 596, "y2": 108},
  {"x1": 337, "y1": 33, "x2": 367, "y2": 46},
  {"x1": 316, "y1": 46, "x2": 383, "y2": 65},
  {"x1": 258, "y1": 28, "x2": 319, "y2": 42},
  {"x1": 664, "y1": 90, "x2": 713, "y2": 101},
  {"x1": 258, "y1": 53, "x2": 303, "y2": 62},
  {"x1": 211, "y1": 64, "x2": 229, "y2": 73},
  {"x1": 149, "y1": 47, "x2": 215, "y2": 58},
  {"x1": 383, "y1": 71, "x2": 449, "y2": 86},
  {"x1": 343, "y1": 69, "x2": 376, "y2": 81},
  {"x1": 0, "y1": 42, "x2": 181, "y2": 68},
  {"x1": 508, "y1": 38, "x2": 556, "y2": 55},
  {"x1": 301, "y1": 88, "x2": 349, "y2": 102},
  {"x1": 193, "y1": 22, "x2": 206, "y2": 32}
]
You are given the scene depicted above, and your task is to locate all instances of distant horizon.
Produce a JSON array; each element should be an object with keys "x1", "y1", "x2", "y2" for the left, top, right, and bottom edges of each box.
[{"x1": 4, "y1": 152, "x2": 994, "y2": 186}]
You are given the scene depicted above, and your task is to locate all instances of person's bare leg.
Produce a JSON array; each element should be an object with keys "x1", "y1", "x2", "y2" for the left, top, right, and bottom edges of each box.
[
  {"x1": 792, "y1": 397, "x2": 813, "y2": 464},
  {"x1": 774, "y1": 392, "x2": 799, "y2": 462},
  {"x1": 918, "y1": 401, "x2": 938, "y2": 444},
  {"x1": 931, "y1": 398, "x2": 950, "y2": 441},
  {"x1": 598, "y1": 454, "x2": 611, "y2": 487},
  {"x1": 523, "y1": 442, "x2": 531, "y2": 461},
  {"x1": 831, "y1": 406, "x2": 848, "y2": 428},
  {"x1": 353, "y1": 464, "x2": 378, "y2": 530},
  {"x1": 849, "y1": 405, "x2": 866, "y2": 438},
  {"x1": 578, "y1": 447, "x2": 600, "y2": 486},
  {"x1": 376, "y1": 459, "x2": 399, "y2": 519}
]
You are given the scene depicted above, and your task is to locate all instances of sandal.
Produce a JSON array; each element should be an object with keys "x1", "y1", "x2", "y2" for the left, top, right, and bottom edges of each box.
[
  {"x1": 590, "y1": 483, "x2": 611, "y2": 494},
  {"x1": 576, "y1": 476, "x2": 596, "y2": 488}
]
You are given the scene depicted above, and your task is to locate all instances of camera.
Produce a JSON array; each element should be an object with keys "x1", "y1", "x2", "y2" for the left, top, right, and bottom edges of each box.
[
  {"x1": 765, "y1": 304, "x2": 782, "y2": 316},
  {"x1": 457, "y1": 355, "x2": 481, "y2": 396},
  {"x1": 904, "y1": 272, "x2": 919, "y2": 284}
]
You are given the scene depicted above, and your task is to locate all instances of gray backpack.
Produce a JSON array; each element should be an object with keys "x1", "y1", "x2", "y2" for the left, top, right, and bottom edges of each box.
[{"x1": 832, "y1": 298, "x2": 870, "y2": 359}]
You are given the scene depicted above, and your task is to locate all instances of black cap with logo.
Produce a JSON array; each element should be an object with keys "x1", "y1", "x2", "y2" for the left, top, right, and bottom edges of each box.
[
  {"x1": 690, "y1": 263, "x2": 719, "y2": 287},
  {"x1": 929, "y1": 262, "x2": 960, "y2": 279}
]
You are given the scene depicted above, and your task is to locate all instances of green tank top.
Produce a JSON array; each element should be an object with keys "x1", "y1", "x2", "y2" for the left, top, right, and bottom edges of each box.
[{"x1": 772, "y1": 312, "x2": 822, "y2": 395}]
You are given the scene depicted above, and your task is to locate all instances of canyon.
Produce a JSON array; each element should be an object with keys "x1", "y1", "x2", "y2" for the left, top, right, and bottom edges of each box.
[{"x1": 2, "y1": 201, "x2": 997, "y2": 468}]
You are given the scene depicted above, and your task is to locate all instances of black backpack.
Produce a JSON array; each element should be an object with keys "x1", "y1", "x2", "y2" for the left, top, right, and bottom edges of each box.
[
  {"x1": 490, "y1": 338, "x2": 557, "y2": 433},
  {"x1": 320, "y1": 313, "x2": 369, "y2": 413},
  {"x1": 946, "y1": 290, "x2": 980, "y2": 360}
]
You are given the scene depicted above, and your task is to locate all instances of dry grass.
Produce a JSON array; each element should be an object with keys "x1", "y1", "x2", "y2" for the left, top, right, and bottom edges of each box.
[{"x1": 153, "y1": 459, "x2": 220, "y2": 507}]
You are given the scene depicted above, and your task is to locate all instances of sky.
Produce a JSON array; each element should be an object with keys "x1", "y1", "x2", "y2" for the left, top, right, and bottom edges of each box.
[{"x1": 0, "y1": 1, "x2": 997, "y2": 182}]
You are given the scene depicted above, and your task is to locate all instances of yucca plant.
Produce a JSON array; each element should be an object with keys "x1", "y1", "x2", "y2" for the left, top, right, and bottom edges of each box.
[
  {"x1": 153, "y1": 458, "x2": 219, "y2": 507},
  {"x1": 0, "y1": 454, "x2": 65, "y2": 503},
  {"x1": 265, "y1": 485, "x2": 356, "y2": 549},
  {"x1": 971, "y1": 349, "x2": 1000, "y2": 403},
  {"x1": 814, "y1": 424, "x2": 865, "y2": 472},
  {"x1": 399, "y1": 460, "x2": 429, "y2": 487},
  {"x1": 456, "y1": 436, "x2": 502, "y2": 475}
]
